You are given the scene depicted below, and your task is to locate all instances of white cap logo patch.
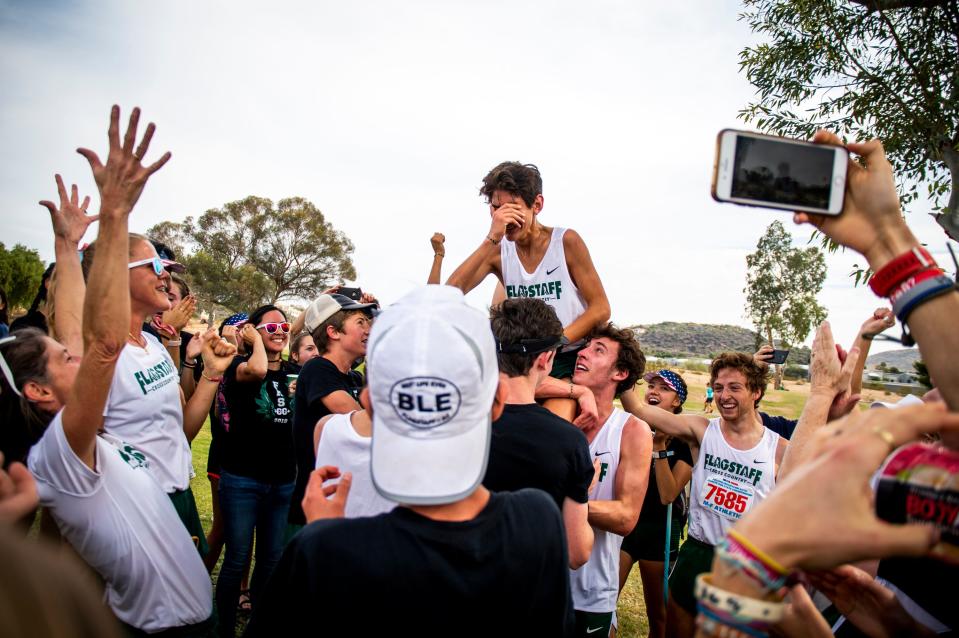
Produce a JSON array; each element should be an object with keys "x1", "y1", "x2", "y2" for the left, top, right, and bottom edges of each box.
[{"x1": 389, "y1": 376, "x2": 462, "y2": 436}]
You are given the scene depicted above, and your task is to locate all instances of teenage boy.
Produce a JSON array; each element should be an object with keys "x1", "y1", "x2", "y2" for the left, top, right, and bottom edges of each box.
[
  {"x1": 567, "y1": 323, "x2": 652, "y2": 638},
  {"x1": 482, "y1": 298, "x2": 595, "y2": 568},
  {"x1": 446, "y1": 162, "x2": 610, "y2": 418},
  {"x1": 287, "y1": 293, "x2": 376, "y2": 530},
  {"x1": 620, "y1": 353, "x2": 787, "y2": 637},
  {"x1": 247, "y1": 286, "x2": 574, "y2": 636}
]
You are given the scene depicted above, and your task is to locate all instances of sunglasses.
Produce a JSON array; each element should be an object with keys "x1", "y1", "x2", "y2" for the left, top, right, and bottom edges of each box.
[
  {"x1": 0, "y1": 335, "x2": 23, "y2": 397},
  {"x1": 128, "y1": 257, "x2": 166, "y2": 276},
  {"x1": 256, "y1": 322, "x2": 291, "y2": 334}
]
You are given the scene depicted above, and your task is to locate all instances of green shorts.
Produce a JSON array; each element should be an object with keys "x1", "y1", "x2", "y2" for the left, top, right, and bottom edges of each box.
[
  {"x1": 668, "y1": 535, "x2": 714, "y2": 614},
  {"x1": 169, "y1": 487, "x2": 209, "y2": 558},
  {"x1": 573, "y1": 610, "x2": 613, "y2": 638},
  {"x1": 550, "y1": 346, "x2": 583, "y2": 380}
]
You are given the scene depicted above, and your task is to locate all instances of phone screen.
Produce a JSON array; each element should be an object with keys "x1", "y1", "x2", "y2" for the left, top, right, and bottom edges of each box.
[{"x1": 731, "y1": 137, "x2": 836, "y2": 210}]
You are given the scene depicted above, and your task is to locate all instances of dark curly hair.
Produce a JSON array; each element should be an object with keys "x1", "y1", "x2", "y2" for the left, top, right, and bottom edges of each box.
[
  {"x1": 709, "y1": 352, "x2": 769, "y2": 408},
  {"x1": 479, "y1": 162, "x2": 542, "y2": 208},
  {"x1": 588, "y1": 323, "x2": 646, "y2": 397}
]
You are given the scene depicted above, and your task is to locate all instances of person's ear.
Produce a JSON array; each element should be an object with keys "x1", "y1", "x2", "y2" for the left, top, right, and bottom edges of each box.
[
  {"x1": 610, "y1": 366, "x2": 628, "y2": 385},
  {"x1": 360, "y1": 386, "x2": 372, "y2": 414},
  {"x1": 22, "y1": 380, "x2": 53, "y2": 404},
  {"x1": 532, "y1": 194, "x2": 544, "y2": 214},
  {"x1": 326, "y1": 324, "x2": 340, "y2": 342},
  {"x1": 491, "y1": 376, "x2": 509, "y2": 421},
  {"x1": 535, "y1": 350, "x2": 554, "y2": 373}
]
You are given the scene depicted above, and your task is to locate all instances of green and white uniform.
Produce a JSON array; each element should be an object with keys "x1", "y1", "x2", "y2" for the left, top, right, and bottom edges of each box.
[
  {"x1": 670, "y1": 418, "x2": 779, "y2": 612},
  {"x1": 570, "y1": 408, "x2": 630, "y2": 615}
]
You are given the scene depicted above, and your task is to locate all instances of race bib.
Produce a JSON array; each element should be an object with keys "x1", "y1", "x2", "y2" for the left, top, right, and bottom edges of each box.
[{"x1": 701, "y1": 475, "x2": 753, "y2": 521}]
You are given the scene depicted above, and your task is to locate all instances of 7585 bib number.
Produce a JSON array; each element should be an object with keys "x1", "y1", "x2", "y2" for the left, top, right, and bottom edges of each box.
[{"x1": 701, "y1": 476, "x2": 752, "y2": 520}]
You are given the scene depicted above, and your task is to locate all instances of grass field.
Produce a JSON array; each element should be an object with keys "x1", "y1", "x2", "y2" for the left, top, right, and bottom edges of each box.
[{"x1": 184, "y1": 368, "x2": 852, "y2": 637}]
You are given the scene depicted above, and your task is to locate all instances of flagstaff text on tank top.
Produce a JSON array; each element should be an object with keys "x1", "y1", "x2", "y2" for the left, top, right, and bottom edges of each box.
[
  {"x1": 102, "y1": 333, "x2": 192, "y2": 493},
  {"x1": 500, "y1": 227, "x2": 587, "y2": 337},
  {"x1": 570, "y1": 408, "x2": 631, "y2": 613},
  {"x1": 688, "y1": 418, "x2": 779, "y2": 545}
]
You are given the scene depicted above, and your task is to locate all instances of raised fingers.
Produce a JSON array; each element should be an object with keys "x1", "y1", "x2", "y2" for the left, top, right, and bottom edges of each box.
[
  {"x1": 145, "y1": 151, "x2": 172, "y2": 177},
  {"x1": 135, "y1": 122, "x2": 155, "y2": 160},
  {"x1": 122, "y1": 106, "x2": 140, "y2": 153},
  {"x1": 107, "y1": 104, "x2": 120, "y2": 150}
]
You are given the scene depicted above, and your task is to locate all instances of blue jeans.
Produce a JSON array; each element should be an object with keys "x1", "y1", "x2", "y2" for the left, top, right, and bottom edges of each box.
[{"x1": 215, "y1": 472, "x2": 293, "y2": 638}]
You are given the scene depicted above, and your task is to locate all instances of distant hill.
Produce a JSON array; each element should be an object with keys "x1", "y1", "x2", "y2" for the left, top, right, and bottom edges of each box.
[
  {"x1": 865, "y1": 348, "x2": 920, "y2": 371},
  {"x1": 628, "y1": 322, "x2": 811, "y2": 364}
]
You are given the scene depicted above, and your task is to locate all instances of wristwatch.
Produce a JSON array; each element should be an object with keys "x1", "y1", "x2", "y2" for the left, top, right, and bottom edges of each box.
[{"x1": 653, "y1": 450, "x2": 674, "y2": 460}]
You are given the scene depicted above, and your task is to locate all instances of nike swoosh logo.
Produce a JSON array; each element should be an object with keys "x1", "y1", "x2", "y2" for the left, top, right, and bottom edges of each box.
[
  {"x1": 594, "y1": 451, "x2": 610, "y2": 457},
  {"x1": 586, "y1": 627, "x2": 603, "y2": 634},
  {"x1": 546, "y1": 266, "x2": 559, "y2": 275},
  {"x1": 753, "y1": 460, "x2": 766, "y2": 464}
]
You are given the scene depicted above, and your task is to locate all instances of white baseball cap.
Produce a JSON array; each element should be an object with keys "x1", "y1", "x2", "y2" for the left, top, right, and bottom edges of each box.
[
  {"x1": 368, "y1": 285, "x2": 499, "y2": 505},
  {"x1": 302, "y1": 293, "x2": 377, "y2": 334}
]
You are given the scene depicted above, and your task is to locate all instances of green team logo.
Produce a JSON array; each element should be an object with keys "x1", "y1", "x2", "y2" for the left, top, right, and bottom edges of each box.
[
  {"x1": 598, "y1": 462, "x2": 609, "y2": 483},
  {"x1": 117, "y1": 444, "x2": 148, "y2": 470},
  {"x1": 255, "y1": 379, "x2": 291, "y2": 423},
  {"x1": 133, "y1": 360, "x2": 176, "y2": 395},
  {"x1": 703, "y1": 453, "x2": 764, "y2": 486},
  {"x1": 505, "y1": 280, "x2": 563, "y2": 300}
]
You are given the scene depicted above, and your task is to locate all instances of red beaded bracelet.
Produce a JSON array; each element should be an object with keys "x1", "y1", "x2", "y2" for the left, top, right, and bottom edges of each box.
[{"x1": 869, "y1": 246, "x2": 937, "y2": 297}]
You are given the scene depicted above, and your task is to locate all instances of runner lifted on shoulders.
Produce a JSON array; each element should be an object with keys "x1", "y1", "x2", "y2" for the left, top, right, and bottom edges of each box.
[{"x1": 446, "y1": 162, "x2": 610, "y2": 420}]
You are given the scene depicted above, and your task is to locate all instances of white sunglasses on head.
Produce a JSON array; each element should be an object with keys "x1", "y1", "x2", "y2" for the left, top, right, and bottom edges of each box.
[{"x1": 0, "y1": 335, "x2": 23, "y2": 397}]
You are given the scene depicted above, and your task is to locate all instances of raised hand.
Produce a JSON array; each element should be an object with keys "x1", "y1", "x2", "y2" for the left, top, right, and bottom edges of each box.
[
  {"x1": 859, "y1": 307, "x2": 895, "y2": 339},
  {"x1": 430, "y1": 232, "x2": 446, "y2": 256},
  {"x1": 162, "y1": 295, "x2": 197, "y2": 332},
  {"x1": 185, "y1": 332, "x2": 203, "y2": 362},
  {"x1": 39, "y1": 174, "x2": 99, "y2": 245},
  {"x1": 753, "y1": 344, "x2": 774, "y2": 368},
  {"x1": 488, "y1": 202, "x2": 526, "y2": 243},
  {"x1": 302, "y1": 466, "x2": 351, "y2": 523},
  {"x1": 240, "y1": 323, "x2": 261, "y2": 347},
  {"x1": 793, "y1": 132, "x2": 915, "y2": 271},
  {"x1": 76, "y1": 105, "x2": 171, "y2": 217},
  {"x1": 200, "y1": 328, "x2": 238, "y2": 375}
]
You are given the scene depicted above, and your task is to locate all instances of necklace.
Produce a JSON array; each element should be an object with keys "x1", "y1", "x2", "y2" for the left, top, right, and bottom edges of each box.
[{"x1": 128, "y1": 332, "x2": 147, "y2": 349}]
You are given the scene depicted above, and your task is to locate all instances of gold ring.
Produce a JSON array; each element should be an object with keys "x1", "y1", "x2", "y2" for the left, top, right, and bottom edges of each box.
[{"x1": 872, "y1": 426, "x2": 895, "y2": 450}]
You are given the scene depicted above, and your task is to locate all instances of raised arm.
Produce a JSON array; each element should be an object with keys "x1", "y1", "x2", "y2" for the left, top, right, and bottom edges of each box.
[
  {"x1": 652, "y1": 433, "x2": 693, "y2": 505},
  {"x1": 849, "y1": 308, "x2": 895, "y2": 397},
  {"x1": 39, "y1": 175, "x2": 99, "y2": 356},
  {"x1": 586, "y1": 417, "x2": 652, "y2": 535},
  {"x1": 62, "y1": 106, "x2": 171, "y2": 468},
  {"x1": 181, "y1": 329, "x2": 237, "y2": 442},
  {"x1": 794, "y1": 133, "x2": 959, "y2": 412},
  {"x1": 778, "y1": 322, "x2": 859, "y2": 479},
  {"x1": 445, "y1": 203, "x2": 522, "y2": 293},
  {"x1": 620, "y1": 388, "x2": 706, "y2": 446},
  {"x1": 236, "y1": 323, "x2": 268, "y2": 382},
  {"x1": 561, "y1": 230, "x2": 611, "y2": 344},
  {"x1": 427, "y1": 232, "x2": 445, "y2": 285}
]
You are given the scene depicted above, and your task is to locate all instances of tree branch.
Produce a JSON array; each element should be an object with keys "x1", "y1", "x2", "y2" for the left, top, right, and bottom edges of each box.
[{"x1": 848, "y1": 0, "x2": 953, "y2": 10}]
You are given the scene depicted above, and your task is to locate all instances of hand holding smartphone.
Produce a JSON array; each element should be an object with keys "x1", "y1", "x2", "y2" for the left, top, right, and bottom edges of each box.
[{"x1": 712, "y1": 129, "x2": 848, "y2": 215}]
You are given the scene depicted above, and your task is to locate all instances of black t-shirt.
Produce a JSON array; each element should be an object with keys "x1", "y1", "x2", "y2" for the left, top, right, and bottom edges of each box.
[
  {"x1": 637, "y1": 437, "x2": 693, "y2": 525},
  {"x1": 483, "y1": 403, "x2": 593, "y2": 510},
  {"x1": 219, "y1": 355, "x2": 298, "y2": 484},
  {"x1": 877, "y1": 557, "x2": 956, "y2": 630},
  {"x1": 760, "y1": 412, "x2": 797, "y2": 440},
  {"x1": 247, "y1": 489, "x2": 574, "y2": 637},
  {"x1": 288, "y1": 356, "x2": 364, "y2": 524}
]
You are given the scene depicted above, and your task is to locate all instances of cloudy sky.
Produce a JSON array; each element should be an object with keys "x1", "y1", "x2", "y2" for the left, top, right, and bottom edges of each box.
[{"x1": 1, "y1": 0, "x2": 954, "y2": 353}]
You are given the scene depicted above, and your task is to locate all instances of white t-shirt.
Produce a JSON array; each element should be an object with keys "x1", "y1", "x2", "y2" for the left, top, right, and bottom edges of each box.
[
  {"x1": 570, "y1": 408, "x2": 630, "y2": 613},
  {"x1": 102, "y1": 333, "x2": 192, "y2": 492},
  {"x1": 500, "y1": 227, "x2": 588, "y2": 348},
  {"x1": 28, "y1": 413, "x2": 212, "y2": 632},
  {"x1": 315, "y1": 412, "x2": 396, "y2": 518},
  {"x1": 688, "y1": 418, "x2": 779, "y2": 545}
]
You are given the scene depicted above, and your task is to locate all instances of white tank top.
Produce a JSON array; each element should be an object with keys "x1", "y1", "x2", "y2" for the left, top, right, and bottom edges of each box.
[
  {"x1": 102, "y1": 333, "x2": 192, "y2": 493},
  {"x1": 570, "y1": 408, "x2": 630, "y2": 613},
  {"x1": 688, "y1": 418, "x2": 779, "y2": 545},
  {"x1": 315, "y1": 412, "x2": 396, "y2": 518},
  {"x1": 500, "y1": 227, "x2": 587, "y2": 344}
]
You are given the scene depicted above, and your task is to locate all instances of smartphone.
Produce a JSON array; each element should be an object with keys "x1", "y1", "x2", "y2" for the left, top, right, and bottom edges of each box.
[
  {"x1": 338, "y1": 286, "x2": 363, "y2": 301},
  {"x1": 768, "y1": 349, "x2": 789, "y2": 365},
  {"x1": 712, "y1": 129, "x2": 848, "y2": 215}
]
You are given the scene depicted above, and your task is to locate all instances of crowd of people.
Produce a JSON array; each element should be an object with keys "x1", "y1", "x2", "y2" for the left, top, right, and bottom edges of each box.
[{"x1": 0, "y1": 105, "x2": 957, "y2": 638}]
